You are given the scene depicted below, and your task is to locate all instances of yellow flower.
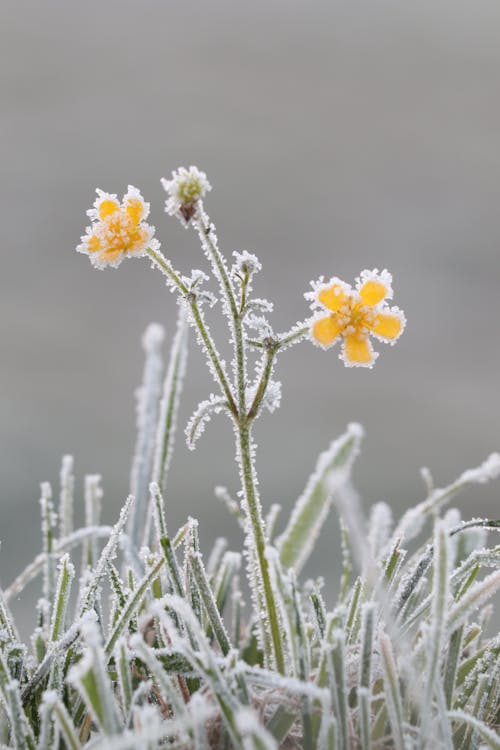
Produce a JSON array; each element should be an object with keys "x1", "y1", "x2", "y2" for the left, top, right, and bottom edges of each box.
[
  {"x1": 77, "y1": 186, "x2": 159, "y2": 269},
  {"x1": 305, "y1": 269, "x2": 406, "y2": 368}
]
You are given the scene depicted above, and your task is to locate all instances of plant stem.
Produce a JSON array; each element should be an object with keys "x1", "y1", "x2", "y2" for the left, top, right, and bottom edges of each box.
[
  {"x1": 247, "y1": 344, "x2": 278, "y2": 422},
  {"x1": 196, "y1": 214, "x2": 285, "y2": 673},
  {"x1": 237, "y1": 421, "x2": 285, "y2": 674},
  {"x1": 146, "y1": 248, "x2": 237, "y2": 417},
  {"x1": 279, "y1": 325, "x2": 309, "y2": 348}
]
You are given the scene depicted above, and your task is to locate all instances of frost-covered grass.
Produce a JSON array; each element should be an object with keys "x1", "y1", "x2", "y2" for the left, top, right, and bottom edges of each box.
[{"x1": 1, "y1": 167, "x2": 499, "y2": 749}]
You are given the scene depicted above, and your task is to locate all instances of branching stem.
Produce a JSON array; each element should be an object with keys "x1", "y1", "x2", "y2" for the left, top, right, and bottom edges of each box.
[
  {"x1": 195, "y1": 213, "x2": 285, "y2": 674},
  {"x1": 146, "y1": 247, "x2": 237, "y2": 417}
]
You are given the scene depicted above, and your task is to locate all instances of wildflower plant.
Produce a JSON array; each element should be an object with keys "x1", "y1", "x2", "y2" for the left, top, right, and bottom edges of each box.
[{"x1": 0, "y1": 167, "x2": 499, "y2": 749}]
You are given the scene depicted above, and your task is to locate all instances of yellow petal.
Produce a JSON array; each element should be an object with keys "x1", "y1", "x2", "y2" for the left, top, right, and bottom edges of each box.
[
  {"x1": 101, "y1": 248, "x2": 122, "y2": 262},
  {"x1": 125, "y1": 198, "x2": 145, "y2": 224},
  {"x1": 318, "y1": 283, "x2": 347, "y2": 312},
  {"x1": 343, "y1": 334, "x2": 375, "y2": 366},
  {"x1": 370, "y1": 311, "x2": 404, "y2": 340},
  {"x1": 98, "y1": 198, "x2": 120, "y2": 220},
  {"x1": 87, "y1": 234, "x2": 101, "y2": 253},
  {"x1": 358, "y1": 279, "x2": 389, "y2": 306},
  {"x1": 312, "y1": 315, "x2": 343, "y2": 347}
]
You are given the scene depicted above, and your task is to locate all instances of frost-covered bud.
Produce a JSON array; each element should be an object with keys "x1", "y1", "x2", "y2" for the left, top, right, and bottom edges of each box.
[
  {"x1": 161, "y1": 166, "x2": 211, "y2": 225},
  {"x1": 232, "y1": 250, "x2": 262, "y2": 278}
]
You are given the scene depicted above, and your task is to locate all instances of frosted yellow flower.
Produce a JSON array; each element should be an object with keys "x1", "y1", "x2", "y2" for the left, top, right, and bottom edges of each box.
[
  {"x1": 77, "y1": 186, "x2": 159, "y2": 269},
  {"x1": 305, "y1": 269, "x2": 406, "y2": 368}
]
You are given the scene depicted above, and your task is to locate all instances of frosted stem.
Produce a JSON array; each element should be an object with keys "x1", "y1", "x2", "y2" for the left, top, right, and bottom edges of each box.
[
  {"x1": 146, "y1": 247, "x2": 237, "y2": 416},
  {"x1": 193, "y1": 210, "x2": 285, "y2": 673},
  {"x1": 237, "y1": 423, "x2": 284, "y2": 673},
  {"x1": 247, "y1": 344, "x2": 278, "y2": 422}
]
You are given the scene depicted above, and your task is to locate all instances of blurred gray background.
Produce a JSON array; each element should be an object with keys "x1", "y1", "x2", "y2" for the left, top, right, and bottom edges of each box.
[{"x1": 1, "y1": 0, "x2": 499, "y2": 622}]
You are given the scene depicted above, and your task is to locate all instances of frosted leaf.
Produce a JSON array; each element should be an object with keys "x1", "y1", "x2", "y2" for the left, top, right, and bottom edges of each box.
[
  {"x1": 128, "y1": 323, "x2": 164, "y2": 548},
  {"x1": 142, "y1": 322, "x2": 165, "y2": 351},
  {"x1": 460, "y1": 452, "x2": 500, "y2": 484},
  {"x1": 79, "y1": 495, "x2": 134, "y2": 616},
  {"x1": 215, "y1": 486, "x2": 244, "y2": 526},
  {"x1": 206, "y1": 537, "x2": 228, "y2": 577},
  {"x1": 58, "y1": 455, "x2": 74, "y2": 539},
  {"x1": 150, "y1": 307, "x2": 189, "y2": 506},
  {"x1": 184, "y1": 268, "x2": 209, "y2": 287},
  {"x1": 246, "y1": 379, "x2": 282, "y2": 416},
  {"x1": 448, "y1": 570, "x2": 500, "y2": 632},
  {"x1": 394, "y1": 453, "x2": 500, "y2": 544},
  {"x1": 245, "y1": 298, "x2": 274, "y2": 315},
  {"x1": 368, "y1": 502, "x2": 393, "y2": 560},
  {"x1": 197, "y1": 290, "x2": 218, "y2": 308},
  {"x1": 244, "y1": 314, "x2": 273, "y2": 338},
  {"x1": 277, "y1": 423, "x2": 364, "y2": 573},
  {"x1": 181, "y1": 269, "x2": 217, "y2": 307},
  {"x1": 185, "y1": 394, "x2": 228, "y2": 450},
  {"x1": 420, "y1": 466, "x2": 434, "y2": 493},
  {"x1": 235, "y1": 707, "x2": 278, "y2": 749}
]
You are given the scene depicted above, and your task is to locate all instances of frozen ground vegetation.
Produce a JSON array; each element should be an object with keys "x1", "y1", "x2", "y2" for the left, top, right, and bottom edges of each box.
[{"x1": 1, "y1": 167, "x2": 499, "y2": 749}]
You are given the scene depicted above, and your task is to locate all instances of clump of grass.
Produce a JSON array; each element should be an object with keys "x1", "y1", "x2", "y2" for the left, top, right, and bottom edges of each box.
[{"x1": 1, "y1": 167, "x2": 499, "y2": 749}]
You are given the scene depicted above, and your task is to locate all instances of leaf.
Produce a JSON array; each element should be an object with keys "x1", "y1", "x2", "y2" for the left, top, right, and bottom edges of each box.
[{"x1": 277, "y1": 423, "x2": 364, "y2": 573}]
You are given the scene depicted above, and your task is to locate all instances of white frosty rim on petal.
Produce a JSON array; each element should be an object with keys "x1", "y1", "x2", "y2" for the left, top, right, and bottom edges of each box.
[
  {"x1": 86, "y1": 189, "x2": 119, "y2": 221},
  {"x1": 370, "y1": 305, "x2": 407, "y2": 345},
  {"x1": 355, "y1": 268, "x2": 394, "y2": 301},
  {"x1": 307, "y1": 312, "x2": 343, "y2": 351},
  {"x1": 340, "y1": 335, "x2": 379, "y2": 368},
  {"x1": 124, "y1": 184, "x2": 150, "y2": 221},
  {"x1": 304, "y1": 276, "x2": 352, "y2": 310}
]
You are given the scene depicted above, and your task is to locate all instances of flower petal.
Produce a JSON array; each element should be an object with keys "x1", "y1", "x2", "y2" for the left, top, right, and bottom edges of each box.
[
  {"x1": 124, "y1": 186, "x2": 149, "y2": 224},
  {"x1": 370, "y1": 308, "x2": 405, "y2": 342},
  {"x1": 318, "y1": 283, "x2": 348, "y2": 312},
  {"x1": 311, "y1": 315, "x2": 343, "y2": 347},
  {"x1": 98, "y1": 197, "x2": 120, "y2": 220},
  {"x1": 342, "y1": 334, "x2": 377, "y2": 368},
  {"x1": 357, "y1": 269, "x2": 392, "y2": 306},
  {"x1": 86, "y1": 234, "x2": 101, "y2": 253}
]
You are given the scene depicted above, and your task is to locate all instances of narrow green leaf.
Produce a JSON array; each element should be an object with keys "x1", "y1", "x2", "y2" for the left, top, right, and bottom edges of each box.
[{"x1": 277, "y1": 424, "x2": 363, "y2": 573}]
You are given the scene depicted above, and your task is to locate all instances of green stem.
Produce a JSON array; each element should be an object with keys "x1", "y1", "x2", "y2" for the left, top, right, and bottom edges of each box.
[
  {"x1": 247, "y1": 344, "x2": 278, "y2": 422},
  {"x1": 146, "y1": 248, "x2": 237, "y2": 417},
  {"x1": 237, "y1": 421, "x2": 285, "y2": 674},
  {"x1": 279, "y1": 325, "x2": 309, "y2": 348},
  {"x1": 196, "y1": 216, "x2": 285, "y2": 673}
]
